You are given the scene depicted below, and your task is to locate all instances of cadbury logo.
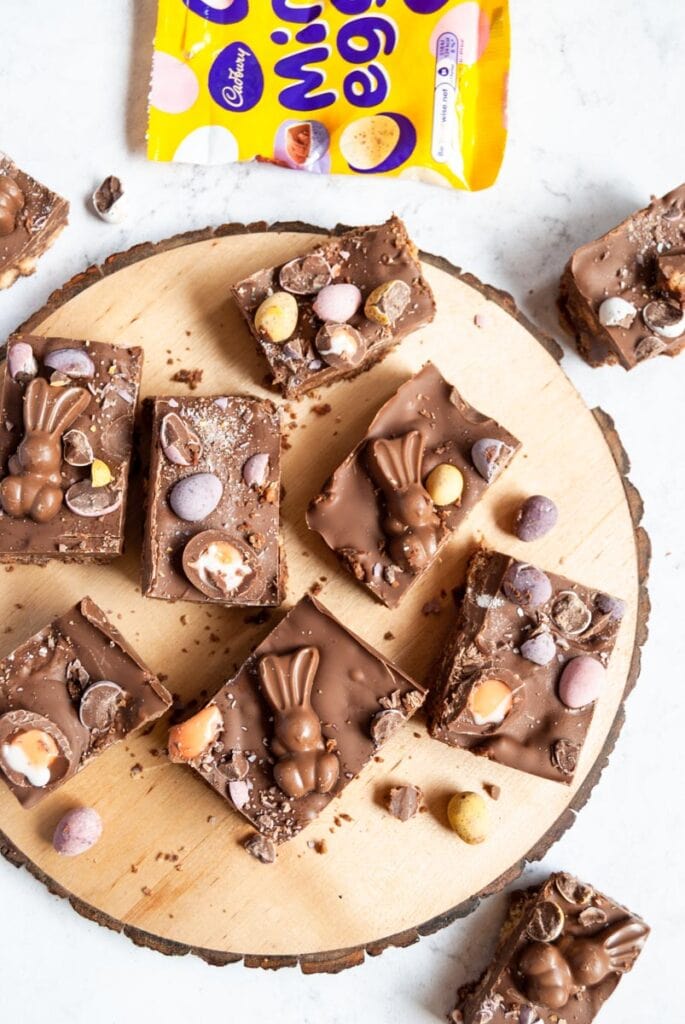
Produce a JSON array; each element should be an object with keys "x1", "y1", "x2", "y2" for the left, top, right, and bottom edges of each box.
[{"x1": 209, "y1": 41, "x2": 264, "y2": 113}]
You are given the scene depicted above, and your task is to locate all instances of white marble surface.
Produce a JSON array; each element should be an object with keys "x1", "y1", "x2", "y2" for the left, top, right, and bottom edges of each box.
[{"x1": 1, "y1": 2, "x2": 683, "y2": 1021}]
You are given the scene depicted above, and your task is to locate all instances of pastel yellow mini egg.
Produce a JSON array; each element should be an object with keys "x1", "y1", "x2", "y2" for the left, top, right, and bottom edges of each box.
[
  {"x1": 91, "y1": 459, "x2": 113, "y2": 488},
  {"x1": 447, "y1": 791, "x2": 490, "y2": 844},
  {"x1": 426, "y1": 463, "x2": 464, "y2": 506},
  {"x1": 254, "y1": 291, "x2": 298, "y2": 344}
]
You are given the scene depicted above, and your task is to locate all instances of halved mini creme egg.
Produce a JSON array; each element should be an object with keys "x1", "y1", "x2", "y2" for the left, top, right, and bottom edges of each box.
[
  {"x1": 182, "y1": 530, "x2": 259, "y2": 601},
  {"x1": 0, "y1": 711, "x2": 70, "y2": 789},
  {"x1": 168, "y1": 705, "x2": 223, "y2": 763},
  {"x1": 468, "y1": 678, "x2": 513, "y2": 726}
]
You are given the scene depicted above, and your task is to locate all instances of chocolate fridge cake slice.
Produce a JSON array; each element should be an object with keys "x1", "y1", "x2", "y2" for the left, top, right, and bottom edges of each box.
[
  {"x1": 0, "y1": 598, "x2": 171, "y2": 809},
  {"x1": 453, "y1": 872, "x2": 649, "y2": 1024},
  {"x1": 0, "y1": 153, "x2": 69, "y2": 289},
  {"x1": 231, "y1": 216, "x2": 436, "y2": 399},
  {"x1": 168, "y1": 594, "x2": 426, "y2": 854},
  {"x1": 142, "y1": 394, "x2": 284, "y2": 606},
  {"x1": 0, "y1": 335, "x2": 143, "y2": 563},
  {"x1": 307, "y1": 363, "x2": 520, "y2": 608},
  {"x1": 427, "y1": 549, "x2": 624, "y2": 784},
  {"x1": 559, "y1": 183, "x2": 685, "y2": 368}
]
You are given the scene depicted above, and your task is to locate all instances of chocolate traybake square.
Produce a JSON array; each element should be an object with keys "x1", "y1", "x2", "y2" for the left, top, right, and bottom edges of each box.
[
  {"x1": 559, "y1": 183, "x2": 685, "y2": 368},
  {"x1": 0, "y1": 152, "x2": 69, "y2": 290},
  {"x1": 0, "y1": 335, "x2": 143, "y2": 563},
  {"x1": 427, "y1": 549, "x2": 625, "y2": 785},
  {"x1": 307, "y1": 362, "x2": 520, "y2": 608},
  {"x1": 453, "y1": 872, "x2": 649, "y2": 1024},
  {"x1": 230, "y1": 216, "x2": 436, "y2": 399},
  {"x1": 0, "y1": 597, "x2": 171, "y2": 809},
  {"x1": 168, "y1": 594, "x2": 426, "y2": 856},
  {"x1": 142, "y1": 394, "x2": 284, "y2": 606}
]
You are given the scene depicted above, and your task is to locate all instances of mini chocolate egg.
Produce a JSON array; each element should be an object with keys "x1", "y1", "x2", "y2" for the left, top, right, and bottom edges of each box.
[
  {"x1": 642, "y1": 299, "x2": 685, "y2": 338},
  {"x1": 315, "y1": 323, "x2": 366, "y2": 368},
  {"x1": 7, "y1": 341, "x2": 38, "y2": 382},
  {"x1": 312, "y1": 283, "x2": 362, "y2": 323},
  {"x1": 53, "y1": 807, "x2": 103, "y2": 856},
  {"x1": 595, "y1": 593, "x2": 626, "y2": 620},
  {"x1": 447, "y1": 791, "x2": 490, "y2": 844},
  {"x1": 471, "y1": 437, "x2": 514, "y2": 482},
  {"x1": 515, "y1": 495, "x2": 558, "y2": 541},
  {"x1": 65, "y1": 480, "x2": 123, "y2": 518},
  {"x1": 79, "y1": 681, "x2": 126, "y2": 732},
  {"x1": 44, "y1": 348, "x2": 95, "y2": 379},
  {"x1": 169, "y1": 472, "x2": 222, "y2": 522},
  {"x1": 520, "y1": 631, "x2": 556, "y2": 666},
  {"x1": 598, "y1": 297, "x2": 636, "y2": 329},
  {"x1": 340, "y1": 113, "x2": 417, "y2": 174},
  {"x1": 242, "y1": 453, "x2": 270, "y2": 488},
  {"x1": 558, "y1": 656, "x2": 605, "y2": 709},
  {"x1": 168, "y1": 705, "x2": 223, "y2": 762},
  {"x1": 160, "y1": 412, "x2": 202, "y2": 466},
  {"x1": 503, "y1": 562, "x2": 552, "y2": 608},
  {"x1": 254, "y1": 291, "x2": 299, "y2": 343}
]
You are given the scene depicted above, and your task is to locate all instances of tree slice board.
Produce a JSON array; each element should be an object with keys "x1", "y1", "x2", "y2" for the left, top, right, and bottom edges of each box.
[{"x1": 0, "y1": 224, "x2": 649, "y2": 974}]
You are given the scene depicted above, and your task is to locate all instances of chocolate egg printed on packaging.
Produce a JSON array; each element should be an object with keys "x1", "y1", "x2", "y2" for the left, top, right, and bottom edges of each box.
[{"x1": 148, "y1": 1, "x2": 509, "y2": 191}]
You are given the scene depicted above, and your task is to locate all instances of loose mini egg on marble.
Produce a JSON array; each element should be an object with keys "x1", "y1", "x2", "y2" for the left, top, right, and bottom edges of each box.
[{"x1": 340, "y1": 113, "x2": 417, "y2": 174}]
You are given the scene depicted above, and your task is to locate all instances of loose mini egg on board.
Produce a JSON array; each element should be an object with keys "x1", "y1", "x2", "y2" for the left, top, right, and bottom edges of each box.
[{"x1": 340, "y1": 113, "x2": 417, "y2": 174}]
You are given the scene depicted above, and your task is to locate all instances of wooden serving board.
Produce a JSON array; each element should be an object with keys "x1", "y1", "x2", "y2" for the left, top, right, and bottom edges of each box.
[{"x1": 0, "y1": 224, "x2": 648, "y2": 973}]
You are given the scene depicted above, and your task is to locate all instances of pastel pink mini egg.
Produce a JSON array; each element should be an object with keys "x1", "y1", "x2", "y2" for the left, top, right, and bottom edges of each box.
[
  {"x1": 558, "y1": 656, "x2": 605, "y2": 709},
  {"x1": 149, "y1": 51, "x2": 200, "y2": 115},
  {"x1": 312, "y1": 284, "x2": 362, "y2": 324},
  {"x1": 53, "y1": 807, "x2": 103, "y2": 856}
]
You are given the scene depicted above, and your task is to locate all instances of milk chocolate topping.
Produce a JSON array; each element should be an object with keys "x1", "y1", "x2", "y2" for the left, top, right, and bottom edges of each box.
[
  {"x1": 231, "y1": 217, "x2": 436, "y2": 399},
  {"x1": 455, "y1": 872, "x2": 649, "y2": 1024},
  {"x1": 559, "y1": 183, "x2": 685, "y2": 368},
  {"x1": 307, "y1": 364, "x2": 520, "y2": 608},
  {"x1": 0, "y1": 153, "x2": 69, "y2": 289},
  {"x1": 428, "y1": 549, "x2": 622, "y2": 784},
  {"x1": 169, "y1": 594, "x2": 425, "y2": 844},
  {"x1": 0, "y1": 335, "x2": 143, "y2": 562},
  {"x1": 0, "y1": 597, "x2": 171, "y2": 808},
  {"x1": 142, "y1": 395, "x2": 283, "y2": 607}
]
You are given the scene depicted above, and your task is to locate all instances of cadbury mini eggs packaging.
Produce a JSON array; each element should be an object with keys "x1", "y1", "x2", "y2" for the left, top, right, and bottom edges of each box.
[{"x1": 148, "y1": 1, "x2": 510, "y2": 191}]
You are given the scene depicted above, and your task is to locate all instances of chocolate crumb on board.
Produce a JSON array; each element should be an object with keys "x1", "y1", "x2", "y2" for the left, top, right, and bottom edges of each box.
[
  {"x1": 244, "y1": 833, "x2": 276, "y2": 864},
  {"x1": 171, "y1": 368, "x2": 203, "y2": 390},
  {"x1": 387, "y1": 784, "x2": 423, "y2": 821},
  {"x1": 311, "y1": 403, "x2": 332, "y2": 417},
  {"x1": 422, "y1": 598, "x2": 442, "y2": 616},
  {"x1": 483, "y1": 782, "x2": 501, "y2": 800}
]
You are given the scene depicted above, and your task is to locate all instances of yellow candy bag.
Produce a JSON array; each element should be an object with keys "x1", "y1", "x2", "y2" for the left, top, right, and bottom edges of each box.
[{"x1": 148, "y1": 1, "x2": 509, "y2": 191}]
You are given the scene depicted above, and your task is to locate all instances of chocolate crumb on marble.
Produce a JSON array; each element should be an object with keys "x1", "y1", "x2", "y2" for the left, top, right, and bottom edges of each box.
[
  {"x1": 167, "y1": 594, "x2": 426, "y2": 846},
  {"x1": 0, "y1": 153, "x2": 69, "y2": 289},
  {"x1": 427, "y1": 549, "x2": 623, "y2": 784},
  {"x1": 0, "y1": 335, "x2": 142, "y2": 563},
  {"x1": 142, "y1": 395, "x2": 284, "y2": 606},
  {"x1": 453, "y1": 872, "x2": 649, "y2": 1024},
  {"x1": 307, "y1": 363, "x2": 520, "y2": 608},
  {"x1": 0, "y1": 597, "x2": 171, "y2": 808},
  {"x1": 231, "y1": 217, "x2": 435, "y2": 399},
  {"x1": 559, "y1": 183, "x2": 685, "y2": 368}
]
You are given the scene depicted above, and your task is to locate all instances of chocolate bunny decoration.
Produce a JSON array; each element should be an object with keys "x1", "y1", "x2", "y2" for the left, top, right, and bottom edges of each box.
[
  {"x1": 367, "y1": 429, "x2": 440, "y2": 574},
  {"x1": 0, "y1": 378, "x2": 90, "y2": 523},
  {"x1": 518, "y1": 917, "x2": 649, "y2": 1009},
  {"x1": 258, "y1": 645, "x2": 339, "y2": 800}
]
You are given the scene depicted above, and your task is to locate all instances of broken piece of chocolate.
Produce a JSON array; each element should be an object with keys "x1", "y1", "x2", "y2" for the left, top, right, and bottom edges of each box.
[
  {"x1": 307, "y1": 364, "x2": 520, "y2": 608},
  {"x1": 387, "y1": 783, "x2": 422, "y2": 821},
  {"x1": 167, "y1": 594, "x2": 426, "y2": 845},
  {"x1": 453, "y1": 872, "x2": 649, "y2": 1024},
  {"x1": 559, "y1": 183, "x2": 685, "y2": 368},
  {"x1": 0, "y1": 152, "x2": 69, "y2": 289},
  {"x1": 427, "y1": 549, "x2": 623, "y2": 784},
  {"x1": 92, "y1": 175, "x2": 127, "y2": 224},
  {"x1": 231, "y1": 217, "x2": 435, "y2": 399},
  {"x1": 142, "y1": 395, "x2": 284, "y2": 606},
  {"x1": 0, "y1": 598, "x2": 171, "y2": 808}
]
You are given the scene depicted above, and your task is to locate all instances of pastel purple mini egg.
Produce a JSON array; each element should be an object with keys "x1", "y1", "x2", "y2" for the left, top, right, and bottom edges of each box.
[
  {"x1": 312, "y1": 283, "x2": 362, "y2": 324},
  {"x1": 558, "y1": 656, "x2": 605, "y2": 709},
  {"x1": 502, "y1": 562, "x2": 552, "y2": 608},
  {"x1": 8, "y1": 341, "x2": 38, "y2": 382},
  {"x1": 52, "y1": 807, "x2": 103, "y2": 856},
  {"x1": 516, "y1": 495, "x2": 558, "y2": 542},
  {"x1": 520, "y1": 631, "x2": 556, "y2": 666},
  {"x1": 44, "y1": 348, "x2": 95, "y2": 379},
  {"x1": 169, "y1": 473, "x2": 222, "y2": 522}
]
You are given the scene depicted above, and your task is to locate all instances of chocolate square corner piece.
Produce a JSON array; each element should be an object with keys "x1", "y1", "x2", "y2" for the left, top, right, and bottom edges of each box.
[
  {"x1": 307, "y1": 363, "x2": 520, "y2": 609},
  {"x1": 0, "y1": 153, "x2": 69, "y2": 289},
  {"x1": 230, "y1": 216, "x2": 436, "y2": 399},
  {"x1": 0, "y1": 335, "x2": 143, "y2": 563},
  {"x1": 427, "y1": 549, "x2": 625, "y2": 785},
  {"x1": 0, "y1": 597, "x2": 171, "y2": 809},
  {"x1": 454, "y1": 872, "x2": 649, "y2": 1024},
  {"x1": 168, "y1": 593, "x2": 426, "y2": 845},
  {"x1": 142, "y1": 394, "x2": 284, "y2": 606},
  {"x1": 559, "y1": 183, "x2": 685, "y2": 369}
]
